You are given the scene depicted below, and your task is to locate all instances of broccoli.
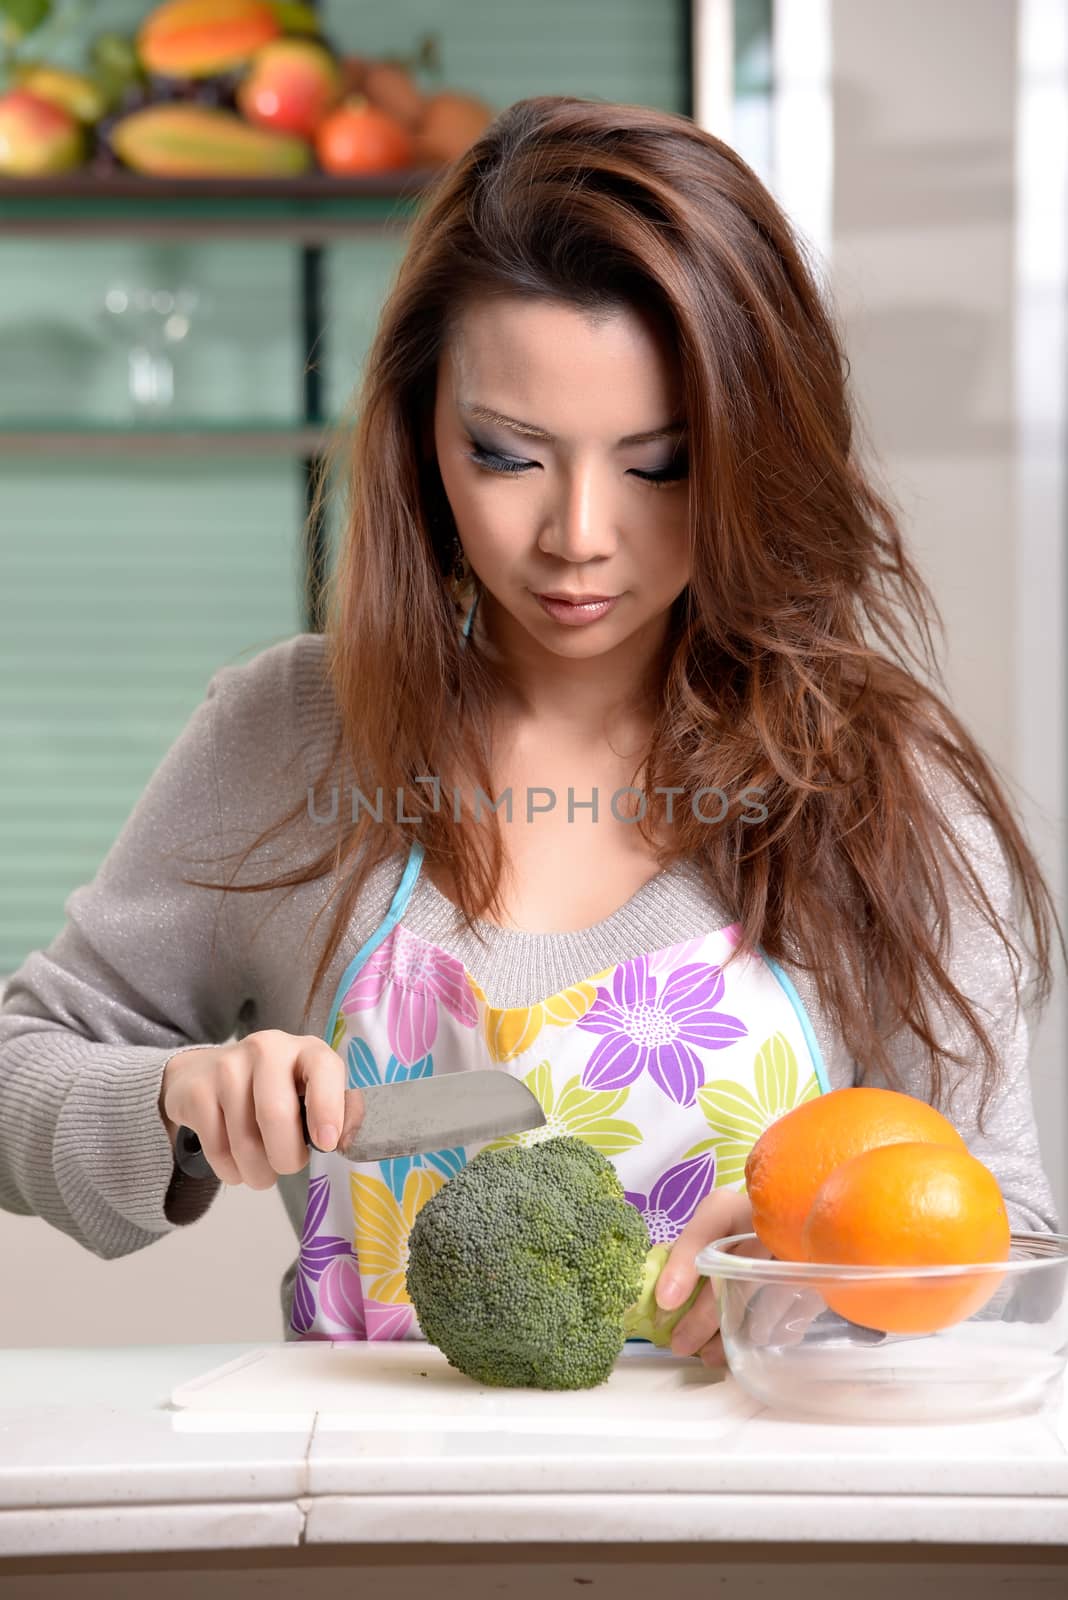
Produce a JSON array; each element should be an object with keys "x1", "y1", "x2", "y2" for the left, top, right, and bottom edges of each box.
[{"x1": 404, "y1": 1135, "x2": 704, "y2": 1389}]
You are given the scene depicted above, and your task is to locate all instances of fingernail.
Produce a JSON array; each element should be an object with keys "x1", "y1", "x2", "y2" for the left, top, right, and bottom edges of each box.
[
  {"x1": 316, "y1": 1123, "x2": 339, "y2": 1151},
  {"x1": 657, "y1": 1274, "x2": 684, "y2": 1309}
]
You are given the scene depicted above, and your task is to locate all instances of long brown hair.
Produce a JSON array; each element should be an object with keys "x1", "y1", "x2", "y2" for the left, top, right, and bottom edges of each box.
[{"x1": 180, "y1": 95, "x2": 1063, "y2": 1134}]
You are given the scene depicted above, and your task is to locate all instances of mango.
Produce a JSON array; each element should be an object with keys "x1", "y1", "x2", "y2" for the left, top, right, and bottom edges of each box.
[
  {"x1": 0, "y1": 89, "x2": 86, "y2": 176},
  {"x1": 138, "y1": 0, "x2": 280, "y2": 79},
  {"x1": 110, "y1": 103, "x2": 310, "y2": 177},
  {"x1": 12, "y1": 64, "x2": 109, "y2": 125},
  {"x1": 236, "y1": 38, "x2": 340, "y2": 139}
]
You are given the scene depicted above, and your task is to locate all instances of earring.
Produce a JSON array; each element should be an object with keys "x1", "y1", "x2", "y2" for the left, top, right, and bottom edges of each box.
[{"x1": 448, "y1": 533, "x2": 471, "y2": 589}]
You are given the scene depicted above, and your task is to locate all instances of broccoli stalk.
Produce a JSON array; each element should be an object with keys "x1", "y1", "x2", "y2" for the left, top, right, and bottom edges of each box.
[
  {"x1": 405, "y1": 1134, "x2": 707, "y2": 1390},
  {"x1": 622, "y1": 1240, "x2": 703, "y2": 1347}
]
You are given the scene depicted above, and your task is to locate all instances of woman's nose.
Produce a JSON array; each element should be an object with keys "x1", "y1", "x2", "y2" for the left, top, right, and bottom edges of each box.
[{"x1": 538, "y1": 464, "x2": 619, "y2": 562}]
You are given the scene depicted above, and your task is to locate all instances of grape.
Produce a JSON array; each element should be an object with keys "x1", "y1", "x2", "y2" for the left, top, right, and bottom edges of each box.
[
  {"x1": 146, "y1": 73, "x2": 197, "y2": 103},
  {"x1": 189, "y1": 79, "x2": 236, "y2": 109},
  {"x1": 89, "y1": 146, "x2": 123, "y2": 174},
  {"x1": 118, "y1": 84, "x2": 152, "y2": 112}
]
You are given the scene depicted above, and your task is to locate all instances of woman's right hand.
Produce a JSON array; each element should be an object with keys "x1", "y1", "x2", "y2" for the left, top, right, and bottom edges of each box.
[{"x1": 158, "y1": 1029, "x2": 356, "y2": 1189}]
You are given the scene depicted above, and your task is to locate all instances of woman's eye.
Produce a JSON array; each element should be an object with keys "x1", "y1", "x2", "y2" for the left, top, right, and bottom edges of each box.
[
  {"x1": 466, "y1": 445, "x2": 530, "y2": 476},
  {"x1": 633, "y1": 462, "x2": 689, "y2": 488},
  {"x1": 465, "y1": 444, "x2": 688, "y2": 488}
]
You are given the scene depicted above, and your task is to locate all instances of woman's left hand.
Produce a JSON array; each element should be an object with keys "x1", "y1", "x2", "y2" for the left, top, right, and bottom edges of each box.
[{"x1": 654, "y1": 1188, "x2": 755, "y2": 1366}]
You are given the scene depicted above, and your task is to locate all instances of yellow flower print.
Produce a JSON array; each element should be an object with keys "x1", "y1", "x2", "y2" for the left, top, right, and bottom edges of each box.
[
  {"x1": 480, "y1": 1059, "x2": 643, "y2": 1159},
  {"x1": 479, "y1": 966, "x2": 615, "y2": 1063},
  {"x1": 348, "y1": 1165, "x2": 446, "y2": 1305},
  {"x1": 689, "y1": 1030, "x2": 821, "y2": 1188}
]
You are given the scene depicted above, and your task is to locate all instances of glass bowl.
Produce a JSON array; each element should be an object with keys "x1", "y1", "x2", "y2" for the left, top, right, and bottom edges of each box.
[{"x1": 694, "y1": 1230, "x2": 1068, "y2": 1424}]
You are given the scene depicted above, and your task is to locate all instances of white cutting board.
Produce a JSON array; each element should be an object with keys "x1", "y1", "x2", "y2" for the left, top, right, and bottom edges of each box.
[{"x1": 167, "y1": 1341, "x2": 760, "y2": 1435}]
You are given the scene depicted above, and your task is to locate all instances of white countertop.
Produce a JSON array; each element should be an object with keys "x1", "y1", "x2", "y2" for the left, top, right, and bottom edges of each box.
[{"x1": 1, "y1": 1341, "x2": 1067, "y2": 1559}]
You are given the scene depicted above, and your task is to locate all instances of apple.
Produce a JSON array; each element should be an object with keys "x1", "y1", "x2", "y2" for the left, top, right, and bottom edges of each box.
[
  {"x1": 0, "y1": 90, "x2": 86, "y2": 177},
  {"x1": 237, "y1": 38, "x2": 341, "y2": 139}
]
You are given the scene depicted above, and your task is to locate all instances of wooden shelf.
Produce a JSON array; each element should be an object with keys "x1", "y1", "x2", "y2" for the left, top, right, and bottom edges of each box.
[
  {"x1": 0, "y1": 425, "x2": 335, "y2": 455},
  {"x1": 0, "y1": 169, "x2": 440, "y2": 238}
]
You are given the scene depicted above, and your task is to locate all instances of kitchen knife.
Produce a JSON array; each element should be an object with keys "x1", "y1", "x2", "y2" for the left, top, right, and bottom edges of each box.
[{"x1": 174, "y1": 1069, "x2": 547, "y2": 1180}]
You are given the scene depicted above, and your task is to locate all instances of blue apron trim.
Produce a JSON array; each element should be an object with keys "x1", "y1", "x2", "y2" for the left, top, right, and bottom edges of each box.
[
  {"x1": 323, "y1": 839, "x2": 427, "y2": 1045},
  {"x1": 758, "y1": 948, "x2": 831, "y2": 1095},
  {"x1": 320, "y1": 591, "x2": 479, "y2": 1042}
]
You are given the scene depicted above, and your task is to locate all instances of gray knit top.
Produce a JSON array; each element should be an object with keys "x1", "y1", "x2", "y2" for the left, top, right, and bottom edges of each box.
[{"x1": 0, "y1": 632, "x2": 1058, "y2": 1340}]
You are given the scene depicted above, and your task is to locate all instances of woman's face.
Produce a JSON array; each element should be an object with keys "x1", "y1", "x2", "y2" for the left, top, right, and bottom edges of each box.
[{"x1": 431, "y1": 294, "x2": 692, "y2": 682}]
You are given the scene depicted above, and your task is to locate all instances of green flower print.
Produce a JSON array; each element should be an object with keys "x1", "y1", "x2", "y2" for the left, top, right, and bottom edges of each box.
[
  {"x1": 689, "y1": 1030, "x2": 821, "y2": 1188},
  {"x1": 479, "y1": 1059, "x2": 644, "y2": 1158}
]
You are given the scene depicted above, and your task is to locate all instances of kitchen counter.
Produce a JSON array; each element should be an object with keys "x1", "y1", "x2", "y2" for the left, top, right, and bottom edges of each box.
[{"x1": 1, "y1": 1341, "x2": 1067, "y2": 1598}]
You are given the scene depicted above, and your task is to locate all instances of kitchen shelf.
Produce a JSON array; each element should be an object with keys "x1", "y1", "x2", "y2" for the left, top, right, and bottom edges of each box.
[
  {"x1": 0, "y1": 422, "x2": 340, "y2": 454},
  {"x1": 0, "y1": 170, "x2": 438, "y2": 239}
]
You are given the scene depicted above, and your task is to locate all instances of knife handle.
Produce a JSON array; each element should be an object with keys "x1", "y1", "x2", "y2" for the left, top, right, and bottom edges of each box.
[{"x1": 174, "y1": 1096, "x2": 313, "y2": 1180}]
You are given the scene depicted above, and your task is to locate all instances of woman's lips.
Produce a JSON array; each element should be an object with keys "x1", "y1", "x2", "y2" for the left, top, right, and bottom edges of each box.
[{"x1": 534, "y1": 593, "x2": 621, "y2": 626}]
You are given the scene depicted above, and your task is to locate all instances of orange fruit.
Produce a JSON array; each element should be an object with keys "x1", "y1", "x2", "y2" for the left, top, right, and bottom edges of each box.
[
  {"x1": 801, "y1": 1141, "x2": 1011, "y2": 1333},
  {"x1": 745, "y1": 1086, "x2": 967, "y2": 1263}
]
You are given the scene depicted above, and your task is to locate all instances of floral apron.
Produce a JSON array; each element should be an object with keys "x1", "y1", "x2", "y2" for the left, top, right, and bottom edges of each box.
[{"x1": 290, "y1": 596, "x2": 832, "y2": 1341}]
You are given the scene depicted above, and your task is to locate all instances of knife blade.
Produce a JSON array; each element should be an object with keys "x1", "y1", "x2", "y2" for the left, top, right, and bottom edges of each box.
[{"x1": 174, "y1": 1068, "x2": 547, "y2": 1180}]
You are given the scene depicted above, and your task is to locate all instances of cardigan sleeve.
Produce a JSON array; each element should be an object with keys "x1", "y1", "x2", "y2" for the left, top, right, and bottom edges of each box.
[
  {"x1": 865, "y1": 755, "x2": 1059, "y2": 1236},
  {"x1": 0, "y1": 662, "x2": 252, "y2": 1259}
]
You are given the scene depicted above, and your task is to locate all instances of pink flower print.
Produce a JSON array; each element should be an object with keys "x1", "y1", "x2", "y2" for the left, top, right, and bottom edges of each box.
[
  {"x1": 625, "y1": 1150, "x2": 717, "y2": 1245},
  {"x1": 340, "y1": 924, "x2": 478, "y2": 1067},
  {"x1": 318, "y1": 1253, "x2": 365, "y2": 1337},
  {"x1": 646, "y1": 935, "x2": 708, "y2": 978},
  {"x1": 291, "y1": 1173, "x2": 360, "y2": 1335},
  {"x1": 364, "y1": 1299, "x2": 416, "y2": 1340},
  {"x1": 578, "y1": 953, "x2": 747, "y2": 1107}
]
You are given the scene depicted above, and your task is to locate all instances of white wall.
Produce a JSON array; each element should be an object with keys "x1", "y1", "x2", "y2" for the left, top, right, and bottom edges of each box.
[{"x1": 826, "y1": 0, "x2": 1066, "y2": 1228}]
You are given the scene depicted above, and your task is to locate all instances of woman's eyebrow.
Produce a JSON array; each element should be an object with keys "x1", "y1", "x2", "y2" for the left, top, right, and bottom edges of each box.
[{"x1": 460, "y1": 402, "x2": 688, "y2": 446}]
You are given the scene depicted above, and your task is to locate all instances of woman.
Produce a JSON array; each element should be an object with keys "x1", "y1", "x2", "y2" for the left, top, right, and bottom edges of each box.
[{"x1": 1, "y1": 96, "x2": 1060, "y2": 1366}]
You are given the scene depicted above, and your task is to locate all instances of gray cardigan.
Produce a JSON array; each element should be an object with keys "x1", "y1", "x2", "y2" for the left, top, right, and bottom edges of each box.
[{"x1": 1, "y1": 633, "x2": 1058, "y2": 1339}]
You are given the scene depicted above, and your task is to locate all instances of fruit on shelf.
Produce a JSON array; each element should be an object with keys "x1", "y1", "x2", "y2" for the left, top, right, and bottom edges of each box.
[
  {"x1": 265, "y1": 1, "x2": 321, "y2": 32},
  {"x1": 315, "y1": 96, "x2": 414, "y2": 175},
  {"x1": 89, "y1": 31, "x2": 146, "y2": 110},
  {"x1": 411, "y1": 90, "x2": 495, "y2": 164},
  {"x1": 236, "y1": 38, "x2": 341, "y2": 139},
  {"x1": 336, "y1": 54, "x2": 370, "y2": 97},
  {"x1": 11, "y1": 64, "x2": 109, "y2": 125},
  {"x1": 0, "y1": 89, "x2": 86, "y2": 176},
  {"x1": 138, "y1": 0, "x2": 281, "y2": 80},
  {"x1": 109, "y1": 102, "x2": 310, "y2": 176},
  {"x1": 360, "y1": 60, "x2": 426, "y2": 131}
]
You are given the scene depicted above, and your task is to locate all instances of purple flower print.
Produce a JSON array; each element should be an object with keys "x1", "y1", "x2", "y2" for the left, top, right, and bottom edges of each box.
[
  {"x1": 290, "y1": 1172, "x2": 361, "y2": 1336},
  {"x1": 625, "y1": 1150, "x2": 718, "y2": 1246},
  {"x1": 339, "y1": 924, "x2": 478, "y2": 1066},
  {"x1": 577, "y1": 952, "x2": 747, "y2": 1107}
]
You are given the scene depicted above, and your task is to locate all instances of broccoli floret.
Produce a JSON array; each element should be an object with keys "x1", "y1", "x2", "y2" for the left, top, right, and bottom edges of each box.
[{"x1": 405, "y1": 1135, "x2": 703, "y2": 1389}]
